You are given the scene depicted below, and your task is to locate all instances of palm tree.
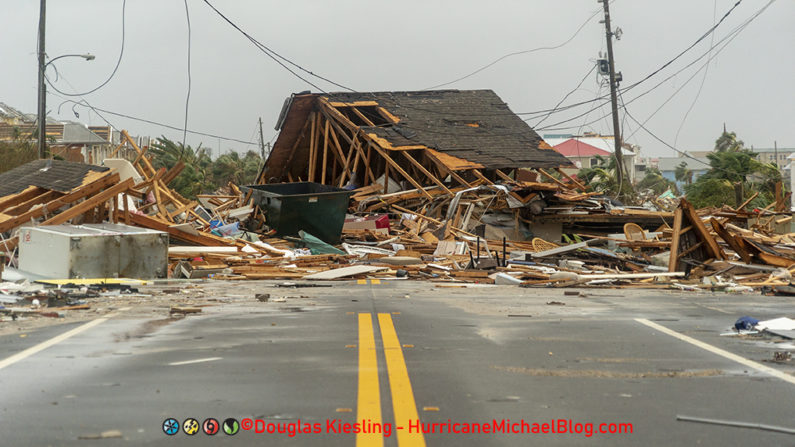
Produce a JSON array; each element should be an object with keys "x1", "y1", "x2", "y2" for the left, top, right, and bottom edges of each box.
[
  {"x1": 674, "y1": 161, "x2": 693, "y2": 185},
  {"x1": 150, "y1": 137, "x2": 213, "y2": 199},
  {"x1": 715, "y1": 130, "x2": 744, "y2": 152}
]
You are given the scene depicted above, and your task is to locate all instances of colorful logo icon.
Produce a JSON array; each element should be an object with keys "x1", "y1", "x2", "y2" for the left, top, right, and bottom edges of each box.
[
  {"x1": 162, "y1": 418, "x2": 179, "y2": 436},
  {"x1": 203, "y1": 418, "x2": 220, "y2": 435},
  {"x1": 223, "y1": 418, "x2": 240, "y2": 435},
  {"x1": 183, "y1": 418, "x2": 200, "y2": 435}
]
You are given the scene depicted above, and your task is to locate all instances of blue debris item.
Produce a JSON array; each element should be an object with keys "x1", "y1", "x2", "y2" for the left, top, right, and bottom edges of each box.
[{"x1": 734, "y1": 316, "x2": 759, "y2": 331}]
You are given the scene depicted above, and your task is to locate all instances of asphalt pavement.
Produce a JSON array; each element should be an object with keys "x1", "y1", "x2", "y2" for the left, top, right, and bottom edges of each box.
[{"x1": 1, "y1": 280, "x2": 795, "y2": 446}]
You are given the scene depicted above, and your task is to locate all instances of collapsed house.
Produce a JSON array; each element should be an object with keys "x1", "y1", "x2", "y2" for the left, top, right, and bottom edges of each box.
[{"x1": 256, "y1": 90, "x2": 672, "y2": 239}]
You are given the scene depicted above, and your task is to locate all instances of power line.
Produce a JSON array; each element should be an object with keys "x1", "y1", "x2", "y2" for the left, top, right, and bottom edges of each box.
[
  {"x1": 673, "y1": 0, "x2": 718, "y2": 147},
  {"x1": 620, "y1": 0, "x2": 744, "y2": 96},
  {"x1": 532, "y1": 64, "x2": 597, "y2": 128},
  {"x1": 538, "y1": 1, "x2": 775, "y2": 134},
  {"x1": 56, "y1": 99, "x2": 258, "y2": 145},
  {"x1": 201, "y1": 0, "x2": 354, "y2": 93},
  {"x1": 422, "y1": 6, "x2": 603, "y2": 90},
  {"x1": 46, "y1": 0, "x2": 126, "y2": 97}
]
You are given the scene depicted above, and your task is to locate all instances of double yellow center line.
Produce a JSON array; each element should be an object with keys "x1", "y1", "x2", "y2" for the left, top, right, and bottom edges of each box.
[{"x1": 357, "y1": 313, "x2": 426, "y2": 447}]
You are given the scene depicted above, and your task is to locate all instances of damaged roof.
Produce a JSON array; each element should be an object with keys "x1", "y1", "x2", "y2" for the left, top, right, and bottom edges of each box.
[
  {"x1": 274, "y1": 89, "x2": 571, "y2": 170},
  {"x1": 0, "y1": 159, "x2": 110, "y2": 198}
]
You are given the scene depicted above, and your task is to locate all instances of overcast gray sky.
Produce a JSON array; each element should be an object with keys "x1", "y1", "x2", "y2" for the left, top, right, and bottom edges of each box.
[{"x1": 2, "y1": 0, "x2": 793, "y2": 159}]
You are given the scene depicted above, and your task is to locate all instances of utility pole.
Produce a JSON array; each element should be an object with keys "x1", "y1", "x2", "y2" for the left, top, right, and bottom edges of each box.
[
  {"x1": 37, "y1": 0, "x2": 47, "y2": 159},
  {"x1": 601, "y1": 0, "x2": 625, "y2": 192},
  {"x1": 258, "y1": 117, "x2": 265, "y2": 159}
]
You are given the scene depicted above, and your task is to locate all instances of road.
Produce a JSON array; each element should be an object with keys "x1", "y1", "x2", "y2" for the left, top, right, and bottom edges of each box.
[{"x1": 1, "y1": 280, "x2": 795, "y2": 446}]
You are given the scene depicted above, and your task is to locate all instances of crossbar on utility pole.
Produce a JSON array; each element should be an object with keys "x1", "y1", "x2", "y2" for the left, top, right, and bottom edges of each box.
[
  {"x1": 601, "y1": 0, "x2": 625, "y2": 192},
  {"x1": 37, "y1": 0, "x2": 47, "y2": 159}
]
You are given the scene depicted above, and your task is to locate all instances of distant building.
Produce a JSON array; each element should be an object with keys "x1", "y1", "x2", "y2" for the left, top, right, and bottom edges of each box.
[
  {"x1": 657, "y1": 156, "x2": 710, "y2": 191},
  {"x1": 0, "y1": 101, "x2": 148, "y2": 165},
  {"x1": 753, "y1": 148, "x2": 794, "y2": 166},
  {"x1": 544, "y1": 132, "x2": 639, "y2": 183}
]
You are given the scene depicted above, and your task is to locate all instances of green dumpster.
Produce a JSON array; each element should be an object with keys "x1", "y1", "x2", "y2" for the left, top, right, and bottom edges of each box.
[{"x1": 243, "y1": 182, "x2": 354, "y2": 244}]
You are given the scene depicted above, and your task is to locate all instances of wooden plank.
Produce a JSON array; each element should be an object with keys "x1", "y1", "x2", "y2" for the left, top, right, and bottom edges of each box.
[
  {"x1": 122, "y1": 130, "x2": 156, "y2": 178},
  {"x1": 350, "y1": 106, "x2": 376, "y2": 127},
  {"x1": 668, "y1": 207, "x2": 684, "y2": 273},
  {"x1": 161, "y1": 160, "x2": 185, "y2": 186},
  {"x1": 0, "y1": 187, "x2": 48, "y2": 211},
  {"x1": 427, "y1": 155, "x2": 472, "y2": 188},
  {"x1": 494, "y1": 169, "x2": 514, "y2": 183},
  {"x1": 337, "y1": 137, "x2": 359, "y2": 187},
  {"x1": 470, "y1": 169, "x2": 493, "y2": 185},
  {"x1": 0, "y1": 172, "x2": 120, "y2": 234},
  {"x1": 303, "y1": 265, "x2": 388, "y2": 280},
  {"x1": 681, "y1": 199, "x2": 725, "y2": 260},
  {"x1": 40, "y1": 178, "x2": 134, "y2": 226},
  {"x1": 118, "y1": 211, "x2": 237, "y2": 247},
  {"x1": 401, "y1": 151, "x2": 453, "y2": 196},
  {"x1": 734, "y1": 192, "x2": 759, "y2": 211},
  {"x1": 530, "y1": 241, "x2": 589, "y2": 258},
  {"x1": 678, "y1": 241, "x2": 704, "y2": 258},
  {"x1": 321, "y1": 118, "x2": 330, "y2": 184},
  {"x1": 308, "y1": 112, "x2": 317, "y2": 182},
  {"x1": 537, "y1": 168, "x2": 574, "y2": 190},
  {"x1": 369, "y1": 143, "x2": 433, "y2": 199},
  {"x1": 555, "y1": 167, "x2": 587, "y2": 191},
  {"x1": 3, "y1": 190, "x2": 62, "y2": 216},
  {"x1": 710, "y1": 217, "x2": 752, "y2": 263}
]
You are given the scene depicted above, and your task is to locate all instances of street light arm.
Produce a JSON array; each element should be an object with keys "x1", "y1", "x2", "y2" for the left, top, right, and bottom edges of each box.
[{"x1": 44, "y1": 53, "x2": 95, "y2": 68}]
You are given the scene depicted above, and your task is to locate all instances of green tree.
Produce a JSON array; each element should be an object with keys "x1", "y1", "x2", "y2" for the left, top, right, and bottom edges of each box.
[
  {"x1": 714, "y1": 130, "x2": 744, "y2": 152},
  {"x1": 637, "y1": 168, "x2": 679, "y2": 196},
  {"x1": 684, "y1": 130, "x2": 781, "y2": 208},
  {"x1": 149, "y1": 137, "x2": 214, "y2": 199},
  {"x1": 211, "y1": 150, "x2": 262, "y2": 188},
  {"x1": 674, "y1": 161, "x2": 693, "y2": 185},
  {"x1": 576, "y1": 155, "x2": 633, "y2": 197}
]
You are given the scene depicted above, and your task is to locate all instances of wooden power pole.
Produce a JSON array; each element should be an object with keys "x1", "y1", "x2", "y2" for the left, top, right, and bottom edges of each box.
[{"x1": 601, "y1": 0, "x2": 625, "y2": 192}]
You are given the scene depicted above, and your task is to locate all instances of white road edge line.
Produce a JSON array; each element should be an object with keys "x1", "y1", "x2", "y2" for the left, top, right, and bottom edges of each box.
[
  {"x1": 636, "y1": 318, "x2": 795, "y2": 386},
  {"x1": 168, "y1": 357, "x2": 222, "y2": 366},
  {"x1": 0, "y1": 317, "x2": 110, "y2": 371}
]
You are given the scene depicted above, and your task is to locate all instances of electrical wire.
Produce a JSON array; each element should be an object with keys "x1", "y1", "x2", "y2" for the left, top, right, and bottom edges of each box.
[
  {"x1": 55, "y1": 98, "x2": 258, "y2": 145},
  {"x1": 538, "y1": 0, "x2": 776, "y2": 133},
  {"x1": 46, "y1": 0, "x2": 126, "y2": 97},
  {"x1": 201, "y1": 0, "x2": 354, "y2": 93},
  {"x1": 422, "y1": 6, "x2": 603, "y2": 90},
  {"x1": 673, "y1": 0, "x2": 719, "y2": 147},
  {"x1": 181, "y1": 0, "x2": 192, "y2": 155},
  {"x1": 532, "y1": 64, "x2": 597, "y2": 128}
]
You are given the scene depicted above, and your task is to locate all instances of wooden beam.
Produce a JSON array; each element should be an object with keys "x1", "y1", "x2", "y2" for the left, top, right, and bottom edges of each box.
[
  {"x1": 350, "y1": 107, "x2": 376, "y2": 127},
  {"x1": 0, "y1": 187, "x2": 48, "y2": 211},
  {"x1": 711, "y1": 217, "x2": 752, "y2": 263},
  {"x1": 308, "y1": 112, "x2": 317, "y2": 182},
  {"x1": 337, "y1": 136, "x2": 359, "y2": 188},
  {"x1": 681, "y1": 199, "x2": 725, "y2": 260},
  {"x1": 369, "y1": 143, "x2": 433, "y2": 200},
  {"x1": 537, "y1": 168, "x2": 574, "y2": 190},
  {"x1": 555, "y1": 167, "x2": 587, "y2": 191},
  {"x1": 471, "y1": 169, "x2": 493, "y2": 185},
  {"x1": 121, "y1": 130, "x2": 156, "y2": 178},
  {"x1": 0, "y1": 172, "x2": 120, "y2": 233},
  {"x1": 427, "y1": 156, "x2": 472, "y2": 188},
  {"x1": 495, "y1": 169, "x2": 514, "y2": 183},
  {"x1": 3, "y1": 190, "x2": 62, "y2": 216},
  {"x1": 162, "y1": 160, "x2": 185, "y2": 186},
  {"x1": 734, "y1": 192, "x2": 759, "y2": 212},
  {"x1": 668, "y1": 207, "x2": 683, "y2": 273},
  {"x1": 40, "y1": 178, "x2": 134, "y2": 226},
  {"x1": 321, "y1": 118, "x2": 330, "y2": 184},
  {"x1": 402, "y1": 151, "x2": 453, "y2": 196}
]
